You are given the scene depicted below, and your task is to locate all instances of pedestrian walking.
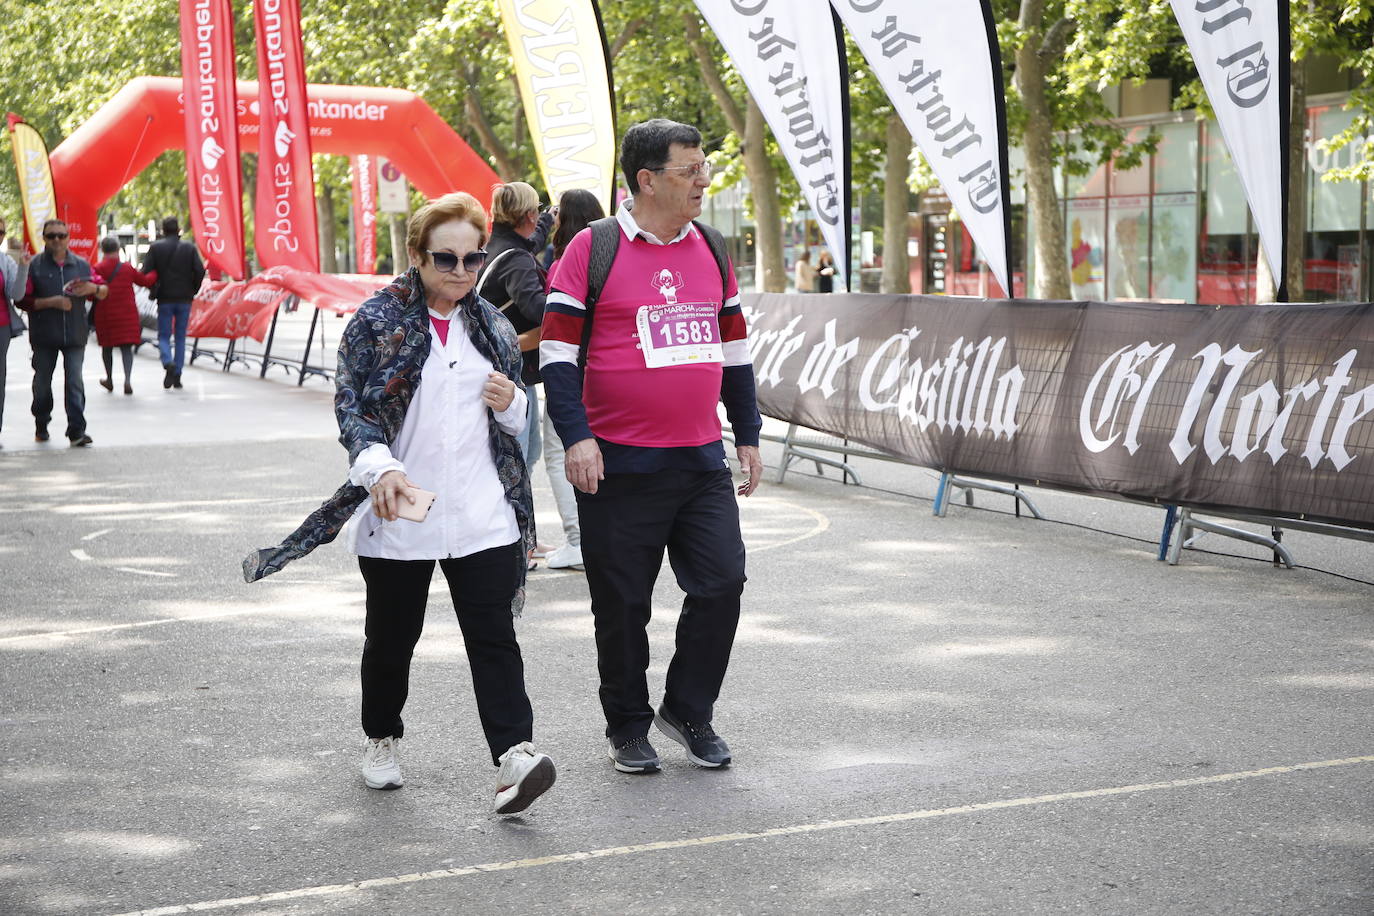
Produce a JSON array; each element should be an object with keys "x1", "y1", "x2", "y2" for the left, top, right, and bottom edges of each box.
[
  {"x1": 91, "y1": 237, "x2": 155, "y2": 395},
  {"x1": 19, "y1": 219, "x2": 105, "y2": 447},
  {"x1": 541, "y1": 118, "x2": 764, "y2": 774},
  {"x1": 476, "y1": 180, "x2": 557, "y2": 568},
  {"x1": 244, "y1": 192, "x2": 555, "y2": 815},
  {"x1": 0, "y1": 216, "x2": 31, "y2": 449},
  {"x1": 793, "y1": 250, "x2": 816, "y2": 293},
  {"x1": 140, "y1": 217, "x2": 205, "y2": 389},
  {"x1": 538, "y1": 188, "x2": 607, "y2": 572},
  {"x1": 816, "y1": 250, "x2": 837, "y2": 293}
]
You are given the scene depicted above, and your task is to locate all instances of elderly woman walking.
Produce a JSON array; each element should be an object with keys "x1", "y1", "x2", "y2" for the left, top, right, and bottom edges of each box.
[{"x1": 244, "y1": 192, "x2": 555, "y2": 815}]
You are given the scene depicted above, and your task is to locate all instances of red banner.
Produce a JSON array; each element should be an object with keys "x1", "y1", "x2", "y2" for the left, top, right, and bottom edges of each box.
[
  {"x1": 187, "y1": 266, "x2": 385, "y2": 340},
  {"x1": 253, "y1": 0, "x2": 317, "y2": 272},
  {"x1": 179, "y1": 0, "x2": 247, "y2": 279},
  {"x1": 350, "y1": 155, "x2": 377, "y2": 274}
]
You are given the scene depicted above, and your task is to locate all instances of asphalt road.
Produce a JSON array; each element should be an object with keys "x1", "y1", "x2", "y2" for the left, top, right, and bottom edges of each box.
[{"x1": 1, "y1": 338, "x2": 1371, "y2": 915}]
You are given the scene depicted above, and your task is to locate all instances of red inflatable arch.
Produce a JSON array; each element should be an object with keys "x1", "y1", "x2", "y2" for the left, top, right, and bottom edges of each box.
[{"x1": 48, "y1": 76, "x2": 500, "y2": 261}]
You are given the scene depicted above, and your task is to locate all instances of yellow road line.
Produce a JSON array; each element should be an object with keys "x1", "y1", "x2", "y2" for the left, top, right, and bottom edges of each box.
[{"x1": 111, "y1": 754, "x2": 1374, "y2": 916}]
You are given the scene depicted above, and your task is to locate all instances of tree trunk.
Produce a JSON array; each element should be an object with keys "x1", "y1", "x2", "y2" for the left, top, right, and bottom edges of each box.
[
  {"x1": 1014, "y1": 8, "x2": 1072, "y2": 300},
  {"x1": 881, "y1": 115, "x2": 913, "y2": 294},
  {"x1": 743, "y1": 98, "x2": 786, "y2": 293},
  {"x1": 317, "y1": 186, "x2": 338, "y2": 273},
  {"x1": 1286, "y1": 51, "x2": 1308, "y2": 301}
]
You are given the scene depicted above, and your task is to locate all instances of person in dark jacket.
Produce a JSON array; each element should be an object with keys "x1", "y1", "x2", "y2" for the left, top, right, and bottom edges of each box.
[
  {"x1": 140, "y1": 217, "x2": 206, "y2": 389},
  {"x1": 92, "y1": 236, "x2": 156, "y2": 395},
  {"x1": 476, "y1": 181, "x2": 555, "y2": 563},
  {"x1": 19, "y1": 219, "x2": 106, "y2": 446}
]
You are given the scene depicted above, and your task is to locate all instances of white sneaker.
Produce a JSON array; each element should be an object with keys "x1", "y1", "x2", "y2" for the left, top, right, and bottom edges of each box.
[
  {"x1": 494, "y1": 741, "x2": 556, "y2": 814},
  {"x1": 361, "y1": 736, "x2": 402, "y2": 790},
  {"x1": 546, "y1": 543, "x2": 583, "y2": 570}
]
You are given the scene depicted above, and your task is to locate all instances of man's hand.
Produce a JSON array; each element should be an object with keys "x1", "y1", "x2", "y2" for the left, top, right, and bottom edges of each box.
[
  {"x1": 565, "y1": 438, "x2": 604, "y2": 494},
  {"x1": 736, "y1": 445, "x2": 763, "y2": 497},
  {"x1": 370, "y1": 470, "x2": 419, "y2": 521},
  {"x1": 34, "y1": 295, "x2": 70, "y2": 312},
  {"x1": 67, "y1": 280, "x2": 99, "y2": 298},
  {"x1": 482, "y1": 371, "x2": 516, "y2": 412}
]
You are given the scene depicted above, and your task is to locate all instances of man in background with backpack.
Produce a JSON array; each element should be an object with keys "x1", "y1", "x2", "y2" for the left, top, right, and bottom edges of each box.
[
  {"x1": 540, "y1": 118, "x2": 764, "y2": 776},
  {"x1": 141, "y1": 217, "x2": 206, "y2": 389}
]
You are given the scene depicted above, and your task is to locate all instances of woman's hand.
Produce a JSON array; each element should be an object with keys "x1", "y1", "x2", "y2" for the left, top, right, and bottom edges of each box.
[
  {"x1": 482, "y1": 371, "x2": 516, "y2": 412},
  {"x1": 370, "y1": 470, "x2": 419, "y2": 521}
]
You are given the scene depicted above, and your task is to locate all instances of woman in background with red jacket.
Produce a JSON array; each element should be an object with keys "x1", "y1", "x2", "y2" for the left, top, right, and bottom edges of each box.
[{"x1": 91, "y1": 236, "x2": 155, "y2": 395}]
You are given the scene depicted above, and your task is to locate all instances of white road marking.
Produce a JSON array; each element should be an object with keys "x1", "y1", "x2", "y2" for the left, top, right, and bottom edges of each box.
[
  {"x1": 70, "y1": 549, "x2": 91, "y2": 562},
  {"x1": 109, "y1": 754, "x2": 1374, "y2": 916},
  {"x1": 81, "y1": 528, "x2": 113, "y2": 541},
  {"x1": 115, "y1": 567, "x2": 177, "y2": 578},
  {"x1": 0, "y1": 609, "x2": 270, "y2": 644},
  {"x1": 742, "y1": 497, "x2": 829, "y2": 553}
]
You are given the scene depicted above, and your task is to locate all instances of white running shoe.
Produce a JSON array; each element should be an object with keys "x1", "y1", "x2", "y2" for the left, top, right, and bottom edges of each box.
[
  {"x1": 494, "y1": 742, "x2": 556, "y2": 815},
  {"x1": 361, "y1": 736, "x2": 402, "y2": 790},
  {"x1": 546, "y1": 543, "x2": 583, "y2": 570}
]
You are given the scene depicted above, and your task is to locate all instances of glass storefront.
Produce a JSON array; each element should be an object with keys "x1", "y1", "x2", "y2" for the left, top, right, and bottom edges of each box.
[{"x1": 917, "y1": 94, "x2": 1370, "y2": 304}]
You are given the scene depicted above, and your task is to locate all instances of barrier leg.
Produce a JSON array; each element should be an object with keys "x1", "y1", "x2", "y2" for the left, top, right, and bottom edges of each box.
[
  {"x1": 1157, "y1": 505, "x2": 1177, "y2": 561},
  {"x1": 298, "y1": 308, "x2": 320, "y2": 388},
  {"x1": 259, "y1": 307, "x2": 280, "y2": 379},
  {"x1": 933, "y1": 472, "x2": 950, "y2": 517}
]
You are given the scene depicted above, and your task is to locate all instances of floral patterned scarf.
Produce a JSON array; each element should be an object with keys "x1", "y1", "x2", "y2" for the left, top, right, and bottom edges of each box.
[{"x1": 242, "y1": 268, "x2": 535, "y2": 615}]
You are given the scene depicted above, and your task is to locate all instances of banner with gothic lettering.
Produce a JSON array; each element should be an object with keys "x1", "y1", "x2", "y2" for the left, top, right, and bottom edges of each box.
[
  {"x1": 179, "y1": 0, "x2": 247, "y2": 279},
  {"x1": 497, "y1": 0, "x2": 617, "y2": 213},
  {"x1": 1169, "y1": 0, "x2": 1289, "y2": 300},
  {"x1": 694, "y1": 0, "x2": 852, "y2": 289},
  {"x1": 744, "y1": 293, "x2": 1374, "y2": 528},
  {"x1": 254, "y1": 0, "x2": 318, "y2": 272},
  {"x1": 832, "y1": 0, "x2": 1012, "y2": 297}
]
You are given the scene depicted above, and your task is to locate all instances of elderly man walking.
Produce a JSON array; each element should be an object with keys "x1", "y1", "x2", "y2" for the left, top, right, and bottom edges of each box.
[
  {"x1": 20, "y1": 219, "x2": 105, "y2": 447},
  {"x1": 540, "y1": 119, "x2": 764, "y2": 774}
]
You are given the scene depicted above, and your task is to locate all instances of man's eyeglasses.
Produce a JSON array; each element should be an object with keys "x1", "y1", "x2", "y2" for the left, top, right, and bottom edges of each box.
[
  {"x1": 651, "y1": 161, "x2": 714, "y2": 180},
  {"x1": 426, "y1": 249, "x2": 486, "y2": 274},
  {"x1": 44, "y1": 232, "x2": 68, "y2": 240}
]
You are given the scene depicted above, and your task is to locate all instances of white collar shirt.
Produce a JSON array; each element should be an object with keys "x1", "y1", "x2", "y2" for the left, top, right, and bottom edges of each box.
[
  {"x1": 616, "y1": 200, "x2": 694, "y2": 246},
  {"x1": 346, "y1": 309, "x2": 526, "y2": 560}
]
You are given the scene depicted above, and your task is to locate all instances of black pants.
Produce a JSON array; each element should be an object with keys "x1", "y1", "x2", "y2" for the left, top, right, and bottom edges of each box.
[
  {"x1": 576, "y1": 469, "x2": 746, "y2": 744},
  {"x1": 358, "y1": 542, "x2": 531, "y2": 766}
]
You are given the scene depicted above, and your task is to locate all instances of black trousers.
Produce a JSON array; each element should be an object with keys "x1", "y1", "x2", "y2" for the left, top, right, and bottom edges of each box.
[
  {"x1": 576, "y1": 468, "x2": 746, "y2": 744},
  {"x1": 358, "y1": 542, "x2": 531, "y2": 766}
]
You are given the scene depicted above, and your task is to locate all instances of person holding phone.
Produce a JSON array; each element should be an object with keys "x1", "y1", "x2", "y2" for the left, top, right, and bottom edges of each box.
[
  {"x1": 243, "y1": 192, "x2": 554, "y2": 815},
  {"x1": 19, "y1": 219, "x2": 106, "y2": 447}
]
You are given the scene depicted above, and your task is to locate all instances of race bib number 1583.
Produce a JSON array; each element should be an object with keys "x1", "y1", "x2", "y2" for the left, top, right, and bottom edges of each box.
[{"x1": 636, "y1": 301, "x2": 724, "y2": 368}]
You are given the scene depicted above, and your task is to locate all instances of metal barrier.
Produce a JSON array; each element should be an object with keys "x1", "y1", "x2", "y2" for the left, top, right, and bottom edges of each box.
[{"x1": 1167, "y1": 508, "x2": 1374, "y2": 568}]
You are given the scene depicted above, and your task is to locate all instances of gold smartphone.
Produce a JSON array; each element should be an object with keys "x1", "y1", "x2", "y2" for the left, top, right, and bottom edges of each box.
[{"x1": 395, "y1": 487, "x2": 437, "y2": 523}]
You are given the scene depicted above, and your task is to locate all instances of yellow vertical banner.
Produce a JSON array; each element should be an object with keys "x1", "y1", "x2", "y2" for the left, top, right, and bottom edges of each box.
[
  {"x1": 7, "y1": 115, "x2": 58, "y2": 253},
  {"x1": 496, "y1": 0, "x2": 617, "y2": 212}
]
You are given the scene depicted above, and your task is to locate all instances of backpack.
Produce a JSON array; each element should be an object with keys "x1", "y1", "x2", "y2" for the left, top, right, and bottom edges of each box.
[{"x1": 579, "y1": 217, "x2": 730, "y2": 367}]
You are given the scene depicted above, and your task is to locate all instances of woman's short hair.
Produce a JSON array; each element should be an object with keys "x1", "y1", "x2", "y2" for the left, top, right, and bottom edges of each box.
[
  {"x1": 620, "y1": 119, "x2": 702, "y2": 194},
  {"x1": 551, "y1": 188, "x2": 606, "y2": 259},
  {"x1": 490, "y1": 181, "x2": 540, "y2": 226},
  {"x1": 100, "y1": 236, "x2": 120, "y2": 255},
  {"x1": 406, "y1": 192, "x2": 488, "y2": 266}
]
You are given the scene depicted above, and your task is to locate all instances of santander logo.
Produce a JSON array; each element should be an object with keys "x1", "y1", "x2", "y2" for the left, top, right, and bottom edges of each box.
[
  {"x1": 274, "y1": 122, "x2": 295, "y2": 158},
  {"x1": 201, "y1": 136, "x2": 226, "y2": 170}
]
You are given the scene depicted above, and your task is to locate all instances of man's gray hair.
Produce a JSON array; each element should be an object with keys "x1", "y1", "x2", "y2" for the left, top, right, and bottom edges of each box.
[{"x1": 620, "y1": 119, "x2": 702, "y2": 195}]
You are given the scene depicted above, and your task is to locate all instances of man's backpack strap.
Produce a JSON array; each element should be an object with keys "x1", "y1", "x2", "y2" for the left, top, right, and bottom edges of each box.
[
  {"x1": 692, "y1": 219, "x2": 730, "y2": 297},
  {"x1": 581, "y1": 217, "x2": 622, "y2": 368}
]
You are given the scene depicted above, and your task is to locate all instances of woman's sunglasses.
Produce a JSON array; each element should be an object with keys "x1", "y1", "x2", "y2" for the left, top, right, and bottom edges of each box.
[{"x1": 425, "y1": 249, "x2": 487, "y2": 274}]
